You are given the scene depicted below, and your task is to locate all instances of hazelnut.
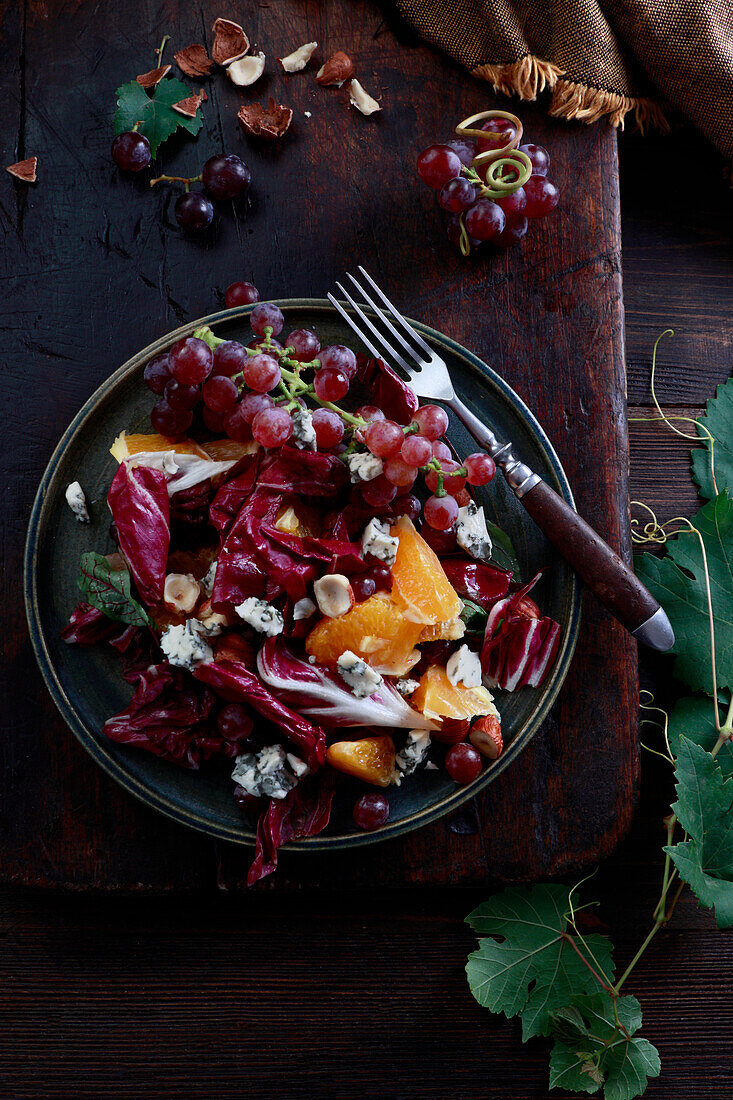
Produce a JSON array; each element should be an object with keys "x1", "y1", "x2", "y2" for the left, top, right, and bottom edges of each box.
[
  {"x1": 227, "y1": 52, "x2": 265, "y2": 87},
  {"x1": 163, "y1": 573, "x2": 201, "y2": 614},
  {"x1": 315, "y1": 51, "x2": 355, "y2": 86},
  {"x1": 348, "y1": 78, "x2": 381, "y2": 116},
  {"x1": 469, "y1": 715, "x2": 503, "y2": 760},
  {"x1": 313, "y1": 574, "x2": 355, "y2": 618},
  {"x1": 279, "y1": 41, "x2": 317, "y2": 73}
]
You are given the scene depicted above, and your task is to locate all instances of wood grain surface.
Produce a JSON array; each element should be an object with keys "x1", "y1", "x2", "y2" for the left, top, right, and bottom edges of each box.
[{"x1": 2, "y1": 0, "x2": 636, "y2": 892}]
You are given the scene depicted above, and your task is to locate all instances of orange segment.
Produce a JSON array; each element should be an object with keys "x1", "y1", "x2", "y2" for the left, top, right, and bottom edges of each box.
[
  {"x1": 412, "y1": 665, "x2": 497, "y2": 722},
  {"x1": 204, "y1": 438, "x2": 258, "y2": 462},
  {"x1": 111, "y1": 431, "x2": 211, "y2": 462},
  {"x1": 390, "y1": 516, "x2": 462, "y2": 626},
  {"x1": 327, "y1": 736, "x2": 395, "y2": 787},
  {"x1": 274, "y1": 500, "x2": 321, "y2": 536},
  {"x1": 420, "y1": 617, "x2": 466, "y2": 643},
  {"x1": 305, "y1": 593, "x2": 422, "y2": 676}
]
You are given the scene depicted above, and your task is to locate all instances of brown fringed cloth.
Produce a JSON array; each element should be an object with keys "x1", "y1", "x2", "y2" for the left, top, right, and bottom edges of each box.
[{"x1": 393, "y1": 0, "x2": 733, "y2": 163}]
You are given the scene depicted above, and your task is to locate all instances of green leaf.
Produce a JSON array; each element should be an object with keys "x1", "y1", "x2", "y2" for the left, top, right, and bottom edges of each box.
[
  {"x1": 78, "y1": 551, "x2": 153, "y2": 628},
  {"x1": 692, "y1": 377, "x2": 733, "y2": 501},
  {"x1": 668, "y1": 695, "x2": 733, "y2": 779},
  {"x1": 635, "y1": 492, "x2": 733, "y2": 695},
  {"x1": 466, "y1": 884, "x2": 615, "y2": 1040},
  {"x1": 549, "y1": 993, "x2": 660, "y2": 1100},
  {"x1": 459, "y1": 598, "x2": 487, "y2": 632},
  {"x1": 666, "y1": 736, "x2": 733, "y2": 928},
  {"x1": 484, "y1": 517, "x2": 520, "y2": 575},
  {"x1": 113, "y1": 79, "x2": 204, "y2": 158}
]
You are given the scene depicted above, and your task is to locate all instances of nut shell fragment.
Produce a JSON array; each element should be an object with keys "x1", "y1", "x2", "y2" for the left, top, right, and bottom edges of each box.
[
  {"x1": 227, "y1": 52, "x2": 265, "y2": 87},
  {"x1": 211, "y1": 17, "x2": 249, "y2": 66},
  {"x1": 174, "y1": 44, "x2": 213, "y2": 77},
  {"x1": 279, "y1": 41, "x2": 317, "y2": 73},
  {"x1": 136, "y1": 65, "x2": 171, "y2": 88},
  {"x1": 171, "y1": 90, "x2": 206, "y2": 118},
  {"x1": 316, "y1": 51, "x2": 355, "y2": 86},
  {"x1": 349, "y1": 78, "x2": 381, "y2": 116},
  {"x1": 237, "y1": 97, "x2": 293, "y2": 140},
  {"x1": 6, "y1": 156, "x2": 37, "y2": 182}
]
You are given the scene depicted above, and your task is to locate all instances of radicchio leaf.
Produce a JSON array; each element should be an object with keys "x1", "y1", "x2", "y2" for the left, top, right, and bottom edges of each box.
[
  {"x1": 256, "y1": 445, "x2": 348, "y2": 496},
  {"x1": 104, "y1": 663, "x2": 249, "y2": 768},
  {"x1": 193, "y1": 658, "x2": 327, "y2": 769},
  {"x1": 264, "y1": 530, "x2": 367, "y2": 577},
  {"x1": 77, "y1": 552, "x2": 154, "y2": 627},
  {"x1": 108, "y1": 462, "x2": 170, "y2": 604},
  {"x1": 246, "y1": 770, "x2": 338, "y2": 885},
  {"x1": 442, "y1": 559, "x2": 512, "y2": 609},
  {"x1": 257, "y1": 638, "x2": 438, "y2": 730},
  {"x1": 209, "y1": 454, "x2": 261, "y2": 535},
  {"x1": 62, "y1": 601, "x2": 134, "y2": 644},
  {"x1": 480, "y1": 574, "x2": 561, "y2": 691},
  {"x1": 356, "y1": 355, "x2": 418, "y2": 425}
]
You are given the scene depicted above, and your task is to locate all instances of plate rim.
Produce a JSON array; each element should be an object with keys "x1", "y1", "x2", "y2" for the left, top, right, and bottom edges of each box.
[{"x1": 24, "y1": 299, "x2": 581, "y2": 852}]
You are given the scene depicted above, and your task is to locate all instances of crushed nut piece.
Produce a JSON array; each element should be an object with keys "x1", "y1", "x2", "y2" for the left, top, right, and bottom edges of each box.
[
  {"x1": 316, "y1": 51, "x2": 355, "y2": 86},
  {"x1": 349, "y1": 78, "x2": 381, "y2": 115},
  {"x1": 211, "y1": 17, "x2": 249, "y2": 66},
  {"x1": 174, "y1": 44, "x2": 213, "y2": 77},
  {"x1": 171, "y1": 91, "x2": 206, "y2": 118},
  {"x1": 469, "y1": 715, "x2": 503, "y2": 760},
  {"x1": 163, "y1": 573, "x2": 201, "y2": 614},
  {"x1": 6, "y1": 156, "x2": 37, "y2": 182},
  {"x1": 279, "y1": 41, "x2": 317, "y2": 73},
  {"x1": 227, "y1": 52, "x2": 265, "y2": 86},
  {"x1": 136, "y1": 65, "x2": 171, "y2": 88},
  {"x1": 237, "y1": 97, "x2": 293, "y2": 140}
]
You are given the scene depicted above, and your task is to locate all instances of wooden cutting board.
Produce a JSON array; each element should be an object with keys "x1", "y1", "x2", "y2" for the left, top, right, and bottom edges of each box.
[{"x1": 1, "y1": 0, "x2": 637, "y2": 890}]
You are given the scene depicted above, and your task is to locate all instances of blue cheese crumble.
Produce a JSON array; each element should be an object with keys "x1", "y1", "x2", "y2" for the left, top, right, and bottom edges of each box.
[
  {"x1": 395, "y1": 678, "x2": 420, "y2": 696},
  {"x1": 337, "y1": 650, "x2": 383, "y2": 698},
  {"x1": 292, "y1": 405, "x2": 317, "y2": 450},
  {"x1": 65, "y1": 481, "x2": 90, "y2": 523},
  {"x1": 393, "y1": 731, "x2": 431, "y2": 785},
  {"x1": 456, "y1": 501, "x2": 493, "y2": 561},
  {"x1": 231, "y1": 744, "x2": 308, "y2": 800},
  {"x1": 160, "y1": 619, "x2": 213, "y2": 670},
  {"x1": 446, "y1": 644, "x2": 483, "y2": 689},
  {"x1": 235, "y1": 597, "x2": 284, "y2": 636},
  {"x1": 201, "y1": 560, "x2": 217, "y2": 596},
  {"x1": 361, "y1": 517, "x2": 399, "y2": 566},
  {"x1": 345, "y1": 452, "x2": 384, "y2": 483}
]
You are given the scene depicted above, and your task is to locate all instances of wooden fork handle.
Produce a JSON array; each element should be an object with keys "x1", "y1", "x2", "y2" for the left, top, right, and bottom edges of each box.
[{"x1": 519, "y1": 480, "x2": 674, "y2": 650}]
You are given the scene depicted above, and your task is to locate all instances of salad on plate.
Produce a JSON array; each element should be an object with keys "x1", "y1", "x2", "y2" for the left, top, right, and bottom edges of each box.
[{"x1": 62, "y1": 301, "x2": 561, "y2": 883}]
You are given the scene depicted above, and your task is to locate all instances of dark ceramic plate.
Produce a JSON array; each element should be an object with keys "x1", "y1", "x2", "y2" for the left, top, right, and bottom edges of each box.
[{"x1": 24, "y1": 301, "x2": 580, "y2": 851}]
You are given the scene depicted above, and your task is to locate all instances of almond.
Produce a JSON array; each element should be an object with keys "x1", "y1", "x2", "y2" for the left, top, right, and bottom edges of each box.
[
  {"x1": 469, "y1": 715, "x2": 503, "y2": 760},
  {"x1": 163, "y1": 573, "x2": 201, "y2": 614},
  {"x1": 315, "y1": 51, "x2": 354, "y2": 86},
  {"x1": 279, "y1": 41, "x2": 317, "y2": 73},
  {"x1": 313, "y1": 574, "x2": 355, "y2": 618}
]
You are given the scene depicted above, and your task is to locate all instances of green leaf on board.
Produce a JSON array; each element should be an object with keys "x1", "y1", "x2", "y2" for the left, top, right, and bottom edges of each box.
[
  {"x1": 466, "y1": 884, "x2": 615, "y2": 1041},
  {"x1": 113, "y1": 79, "x2": 204, "y2": 158},
  {"x1": 668, "y1": 695, "x2": 733, "y2": 778},
  {"x1": 78, "y1": 551, "x2": 152, "y2": 628},
  {"x1": 549, "y1": 993, "x2": 660, "y2": 1100},
  {"x1": 635, "y1": 492, "x2": 733, "y2": 695},
  {"x1": 666, "y1": 736, "x2": 733, "y2": 929},
  {"x1": 691, "y1": 376, "x2": 733, "y2": 501}
]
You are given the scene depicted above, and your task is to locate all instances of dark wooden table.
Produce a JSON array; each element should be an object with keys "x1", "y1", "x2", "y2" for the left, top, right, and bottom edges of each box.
[{"x1": 1, "y1": 2, "x2": 732, "y2": 1097}]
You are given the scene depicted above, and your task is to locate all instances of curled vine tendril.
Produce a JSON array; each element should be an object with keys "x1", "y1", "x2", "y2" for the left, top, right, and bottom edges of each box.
[{"x1": 455, "y1": 109, "x2": 530, "y2": 201}]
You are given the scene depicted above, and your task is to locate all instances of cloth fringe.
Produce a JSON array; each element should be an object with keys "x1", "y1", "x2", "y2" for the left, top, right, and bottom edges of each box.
[{"x1": 471, "y1": 54, "x2": 669, "y2": 133}]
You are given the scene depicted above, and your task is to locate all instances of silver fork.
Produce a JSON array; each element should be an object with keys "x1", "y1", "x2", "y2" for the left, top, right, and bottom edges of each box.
[{"x1": 328, "y1": 267, "x2": 674, "y2": 652}]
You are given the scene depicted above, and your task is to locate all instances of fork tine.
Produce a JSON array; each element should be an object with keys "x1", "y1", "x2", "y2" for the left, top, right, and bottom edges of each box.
[
  {"x1": 326, "y1": 293, "x2": 385, "y2": 363},
  {"x1": 333, "y1": 281, "x2": 417, "y2": 377},
  {"x1": 345, "y1": 272, "x2": 430, "y2": 366},
  {"x1": 356, "y1": 266, "x2": 435, "y2": 358}
]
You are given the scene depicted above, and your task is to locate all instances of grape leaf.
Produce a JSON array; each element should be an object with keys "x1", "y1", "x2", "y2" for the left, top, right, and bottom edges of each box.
[
  {"x1": 692, "y1": 377, "x2": 733, "y2": 501},
  {"x1": 459, "y1": 597, "x2": 487, "y2": 632},
  {"x1": 635, "y1": 492, "x2": 733, "y2": 695},
  {"x1": 668, "y1": 695, "x2": 733, "y2": 778},
  {"x1": 113, "y1": 79, "x2": 204, "y2": 158},
  {"x1": 549, "y1": 993, "x2": 660, "y2": 1100},
  {"x1": 466, "y1": 885, "x2": 615, "y2": 1040},
  {"x1": 484, "y1": 517, "x2": 520, "y2": 575},
  {"x1": 666, "y1": 736, "x2": 733, "y2": 928},
  {"x1": 78, "y1": 551, "x2": 153, "y2": 628}
]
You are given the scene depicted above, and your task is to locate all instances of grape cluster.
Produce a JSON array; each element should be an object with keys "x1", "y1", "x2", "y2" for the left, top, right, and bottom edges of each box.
[
  {"x1": 417, "y1": 110, "x2": 559, "y2": 255},
  {"x1": 143, "y1": 286, "x2": 497, "y2": 536}
]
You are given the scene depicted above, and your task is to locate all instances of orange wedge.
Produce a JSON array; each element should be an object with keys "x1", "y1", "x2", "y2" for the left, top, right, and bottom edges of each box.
[
  {"x1": 274, "y1": 499, "x2": 322, "y2": 536},
  {"x1": 204, "y1": 438, "x2": 258, "y2": 462},
  {"x1": 390, "y1": 516, "x2": 462, "y2": 626},
  {"x1": 327, "y1": 736, "x2": 395, "y2": 787},
  {"x1": 420, "y1": 617, "x2": 466, "y2": 643},
  {"x1": 110, "y1": 431, "x2": 211, "y2": 462},
  {"x1": 305, "y1": 593, "x2": 423, "y2": 676},
  {"x1": 411, "y1": 665, "x2": 497, "y2": 722}
]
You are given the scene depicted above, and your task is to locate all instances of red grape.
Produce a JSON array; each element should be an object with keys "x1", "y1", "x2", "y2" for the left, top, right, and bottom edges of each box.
[
  {"x1": 360, "y1": 474, "x2": 397, "y2": 508},
  {"x1": 319, "y1": 345, "x2": 358, "y2": 378},
  {"x1": 174, "y1": 192, "x2": 214, "y2": 231},
  {"x1": 446, "y1": 214, "x2": 481, "y2": 252},
  {"x1": 143, "y1": 354, "x2": 171, "y2": 395},
  {"x1": 424, "y1": 494, "x2": 459, "y2": 530},
  {"x1": 225, "y1": 282, "x2": 260, "y2": 308},
  {"x1": 111, "y1": 131, "x2": 151, "y2": 172},
  {"x1": 400, "y1": 434, "x2": 433, "y2": 466},
  {"x1": 465, "y1": 198, "x2": 505, "y2": 242},
  {"x1": 497, "y1": 216, "x2": 529, "y2": 247},
  {"x1": 367, "y1": 563, "x2": 392, "y2": 592},
  {"x1": 413, "y1": 405, "x2": 449, "y2": 441},
  {"x1": 438, "y1": 177, "x2": 476, "y2": 214},
  {"x1": 165, "y1": 379, "x2": 200, "y2": 410},
  {"x1": 213, "y1": 340, "x2": 248, "y2": 377},
  {"x1": 445, "y1": 742, "x2": 482, "y2": 783},
  {"x1": 239, "y1": 391, "x2": 274, "y2": 424},
  {"x1": 519, "y1": 143, "x2": 549, "y2": 177},
  {"x1": 150, "y1": 399, "x2": 193, "y2": 436},
  {"x1": 383, "y1": 455, "x2": 417, "y2": 489},
  {"x1": 364, "y1": 419, "x2": 404, "y2": 458},
  {"x1": 314, "y1": 366, "x2": 349, "y2": 402},
  {"x1": 287, "y1": 328, "x2": 321, "y2": 362},
  {"x1": 202, "y1": 374, "x2": 239, "y2": 414},
  {"x1": 353, "y1": 792, "x2": 389, "y2": 830},
  {"x1": 224, "y1": 402, "x2": 254, "y2": 443},
  {"x1": 390, "y1": 494, "x2": 421, "y2": 523},
  {"x1": 352, "y1": 575, "x2": 377, "y2": 602},
  {"x1": 251, "y1": 302, "x2": 284, "y2": 337},
  {"x1": 202, "y1": 405, "x2": 227, "y2": 433},
  {"x1": 420, "y1": 523, "x2": 457, "y2": 554},
  {"x1": 311, "y1": 408, "x2": 344, "y2": 449},
  {"x1": 432, "y1": 440, "x2": 452, "y2": 461},
  {"x1": 243, "y1": 352, "x2": 281, "y2": 393},
  {"x1": 169, "y1": 337, "x2": 213, "y2": 385},
  {"x1": 524, "y1": 176, "x2": 559, "y2": 218},
  {"x1": 425, "y1": 458, "x2": 463, "y2": 493},
  {"x1": 446, "y1": 137, "x2": 477, "y2": 166},
  {"x1": 476, "y1": 117, "x2": 517, "y2": 153},
  {"x1": 247, "y1": 336, "x2": 283, "y2": 353},
  {"x1": 416, "y1": 144, "x2": 462, "y2": 189},
  {"x1": 202, "y1": 154, "x2": 250, "y2": 200},
  {"x1": 252, "y1": 406, "x2": 292, "y2": 447},
  {"x1": 217, "y1": 702, "x2": 253, "y2": 738},
  {"x1": 464, "y1": 453, "x2": 496, "y2": 486},
  {"x1": 496, "y1": 186, "x2": 527, "y2": 218},
  {"x1": 355, "y1": 405, "x2": 384, "y2": 424}
]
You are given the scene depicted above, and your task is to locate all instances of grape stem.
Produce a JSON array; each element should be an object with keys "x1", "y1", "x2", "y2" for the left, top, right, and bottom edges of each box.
[
  {"x1": 155, "y1": 35, "x2": 170, "y2": 67},
  {"x1": 149, "y1": 173, "x2": 203, "y2": 191}
]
